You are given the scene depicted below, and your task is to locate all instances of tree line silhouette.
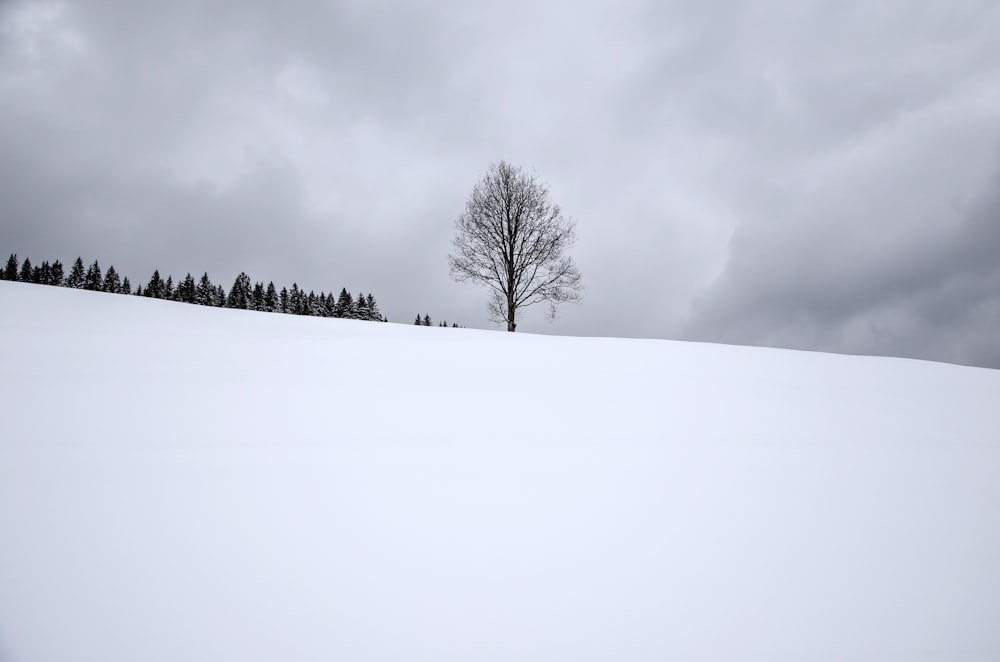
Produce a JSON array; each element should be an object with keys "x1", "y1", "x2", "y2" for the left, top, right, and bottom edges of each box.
[{"x1": 2, "y1": 253, "x2": 387, "y2": 321}]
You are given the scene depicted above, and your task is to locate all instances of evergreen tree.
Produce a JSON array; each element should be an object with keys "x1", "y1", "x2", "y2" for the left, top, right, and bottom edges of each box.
[
  {"x1": 177, "y1": 273, "x2": 196, "y2": 303},
  {"x1": 295, "y1": 288, "x2": 308, "y2": 315},
  {"x1": 264, "y1": 282, "x2": 277, "y2": 312},
  {"x1": 50, "y1": 260, "x2": 64, "y2": 286},
  {"x1": 279, "y1": 287, "x2": 289, "y2": 314},
  {"x1": 121, "y1": 276, "x2": 132, "y2": 295},
  {"x1": 251, "y1": 282, "x2": 265, "y2": 311},
  {"x1": 214, "y1": 285, "x2": 226, "y2": 307},
  {"x1": 195, "y1": 273, "x2": 214, "y2": 306},
  {"x1": 356, "y1": 293, "x2": 370, "y2": 320},
  {"x1": 39, "y1": 261, "x2": 52, "y2": 285},
  {"x1": 84, "y1": 260, "x2": 103, "y2": 290},
  {"x1": 30, "y1": 264, "x2": 42, "y2": 283},
  {"x1": 19, "y1": 257, "x2": 33, "y2": 283},
  {"x1": 415, "y1": 314, "x2": 422, "y2": 325},
  {"x1": 3, "y1": 253, "x2": 19, "y2": 280},
  {"x1": 66, "y1": 258, "x2": 86, "y2": 288},
  {"x1": 134, "y1": 284, "x2": 143, "y2": 296},
  {"x1": 334, "y1": 288, "x2": 354, "y2": 318},
  {"x1": 307, "y1": 290, "x2": 319, "y2": 316},
  {"x1": 423, "y1": 314, "x2": 431, "y2": 326},
  {"x1": 365, "y1": 293, "x2": 381, "y2": 322},
  {"x1": 163, "y1": 275, "x2": 174, "y2": 300},
  {"x1": 3, "y1": 254, "x2": 18, "y2": 280},
  {"x1": 289, "y1": 283, "x2": 302, "y2": 314},
  {"x1": 103, "y1": 265, "x2": 121, "y2": 293},
  {"x1": 227, "y1": 272, "x2": 251, "y2": 309},
  {"x1": 145, "y1": 270, "x2": 164, "y2": 298}
]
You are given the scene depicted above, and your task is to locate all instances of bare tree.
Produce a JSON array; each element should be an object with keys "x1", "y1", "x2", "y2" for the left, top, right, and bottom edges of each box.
[{"x1": 449, "y1": 161, "x2": 582, "y2": 332}]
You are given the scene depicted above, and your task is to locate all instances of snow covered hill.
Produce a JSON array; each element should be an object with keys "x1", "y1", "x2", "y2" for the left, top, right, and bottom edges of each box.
[{"x1": 1, "y1": 280, "x2": 998, "y2": 662}]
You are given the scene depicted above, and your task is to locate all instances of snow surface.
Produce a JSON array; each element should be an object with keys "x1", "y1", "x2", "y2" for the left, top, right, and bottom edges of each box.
[{"x1": 1, "y1": 280, "x2": 999, "y2": 662}]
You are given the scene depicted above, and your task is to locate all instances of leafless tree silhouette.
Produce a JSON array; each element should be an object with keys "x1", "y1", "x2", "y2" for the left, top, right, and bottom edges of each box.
[{"x1": 449, "y1": 161, "x2": 582, "y2": 332}]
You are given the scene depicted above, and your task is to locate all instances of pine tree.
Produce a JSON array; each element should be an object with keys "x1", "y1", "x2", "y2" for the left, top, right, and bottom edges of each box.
[
  {"x1": 289, "y1": 283, "x2": 302, "y2": 314},
  {"x1": 295, "y1": 288, "x2": 307, "y2": 315},
  {"x1": 279, "y1": 287, "x2": 289, "y2": 314},
  {"x1": 195, "y1": 273, "x2": 214, "y2": 306},
  {"x1": 50, "y1": 260, "x2": 64, "y2": 286},
  {"x1": 66, "y1": 258, "x2": 85, "y2": 288},
  {"x1": 83, "y1": 260, "x2": 103, "y2": 290},
  {"x1": 30, "y1": 264, "x2": 41, "y2": 283},
  {"x1": 163, "y1": 275, "x2": 174, "y2": 300},
  {"x1": 145, "y1": 270, "x2": 164, "y2": 298},
  {"x1": 334, "y1": 288, "x2": 354, "y2": 318},
  {"x1": 121, "y1": 276, "x2": 132, "y2": 295},
  {"x1": 365, "y1": 293, "x2": 381, "y2": 322},
  {"x1": 251, "y1": 282, "x2": 265, "y2": 311},
  {"x1": 264, "y1": 282, "x2": 277, "y2": 312},
  {"x1": 227, "y1": 272, "x2": 251, "y2": 309},
  {"x1": 103, "y1": 265, "x2": 121, "y2": 293},
  {"x1": 177, "y1": 273, "x2": 196, "y2": 303},
  {"x1": 19, "y1": 257, "x2": 33, "y2": 283},
  {"x1": 134, "y1": 284, "x2": 143, "y2": 296},
  {"x1": 39, "y1": 261, "x2": 52, "y2": 285},
  {"x1": 214, "y1": 285, "x2": 226, "y2": 307},
  {"x1": 415, "y1": 314, "x2": 422, "y2": 325},
  {"x1": 3, "y1": 254, "x2": 18, "y2": 280},
  {"x1": 356, "y1": 293, "x2": 370, "y2": 320},
  {"x1": 423, "y1": 314, "x2": 431, "y2": 326}
]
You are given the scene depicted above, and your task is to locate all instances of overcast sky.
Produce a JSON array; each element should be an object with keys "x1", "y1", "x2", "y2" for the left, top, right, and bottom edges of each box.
[{"x1": 2, "y1": 0, "x2": 998, "y2": 367}]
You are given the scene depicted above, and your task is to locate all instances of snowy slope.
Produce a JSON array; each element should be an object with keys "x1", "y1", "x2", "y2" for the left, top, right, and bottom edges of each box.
[{"x1": 1, "y1": 280, "x2": 998, "y2": 662}]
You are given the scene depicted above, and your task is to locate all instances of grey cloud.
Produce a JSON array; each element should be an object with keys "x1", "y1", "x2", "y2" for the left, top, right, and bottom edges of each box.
[
  {"x1": 1, "y1": 0, "x2": 999, "y2": 365},
  {"x1": 684, "y1": 154, "x2": 1000, "y2": 367}
]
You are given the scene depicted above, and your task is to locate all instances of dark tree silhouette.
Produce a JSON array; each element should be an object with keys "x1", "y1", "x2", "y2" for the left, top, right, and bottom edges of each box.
[
  {"x1": 19, "y1": 257, "x2": 33, "y2": 283},
  {"x1": 145, "y1": 270, "x2": 164, "y2": 298},
  {"x1": 84, "y1": 260, "x2": 103, "y2": 291},
  {"x1": 364, "y1": 293, "x2": 381, "y2": 322},
  {"x1": 195, "y1": 273, "x2": 214, "y2": 306},
  {"x1": 50, "y1": 260, "x2": 64, "y2": 285},
  {"x1": 103, "y1": 265, "x2": 121, "y2": 293},
  {"x1": 227, "y1": 272, "x2": 251, "y2": 309},
  {"x1": 449, "y1": 161, "x2": 582, "y2": 331},
  {"x1": 334, "y1": 288, "x2": 354, "y2": 318},
  {"x1": 176, "y1": 273, "x2": 196, "y2": 303},
  {"x1": 67, "y1": 258, "x2": 86, "y2": 288},
  {"x1": 279, "y1": 287, "x2": 289, "y2": 313},
  {"x1": 2, "y1": 254, "x2": 17, "y2": 280}
]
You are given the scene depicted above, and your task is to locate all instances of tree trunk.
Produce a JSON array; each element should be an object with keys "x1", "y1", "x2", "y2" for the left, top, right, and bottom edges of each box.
[{"x1": 507, "y1": 297, "x2": 516, "y2": 332}]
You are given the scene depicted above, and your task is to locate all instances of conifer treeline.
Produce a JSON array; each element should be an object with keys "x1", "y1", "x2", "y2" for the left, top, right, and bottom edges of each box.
[
  {"x1": 2, "y1": 253, "x2": 387, "y2": 322},
  {"x1": 413, "y1": 314, "x2": 462, "y2": 328}
]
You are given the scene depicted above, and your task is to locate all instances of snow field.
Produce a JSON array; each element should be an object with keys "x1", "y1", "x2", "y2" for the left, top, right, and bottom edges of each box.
[{"x1": 1, "y1": 280, "x2": 998, "y2": 661}]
